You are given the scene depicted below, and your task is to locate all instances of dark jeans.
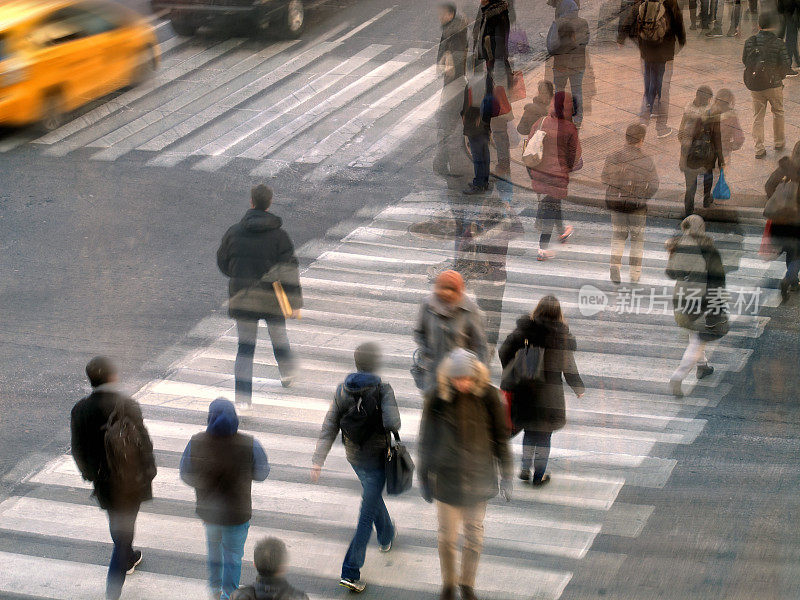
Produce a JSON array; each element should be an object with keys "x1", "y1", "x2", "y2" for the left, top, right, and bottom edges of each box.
[
  {"x1": 683, "y1": 168, "x2": 713, "y2": 216},
  {"x1": 521, "y1": 430, "x2": 552, "y2": 481},
  {"x1": 700, "y1": 0, "x2": 711, "y2": 27},
  {"x1": 786, "y1": 12, "x2": 800, "y2": 67},
  {"x1": 553, "y1": 69, "x2": 585, "y2": 126},
  {"x1": 106, "y1": 505, "x2": 140, "y2": 600},
  {"x1": 643, "y1": 62, "x2": 666, "y2": 114},
  {"x1": 537, "y1": 195, "x2": 564, "y2": 249},
  {"x1": 341, "y1": 466, "x2": 394, "y2": 581},
  {"x1": 709, "y1": 0, "x2": 723, "y2": 28},
  {"x1": 730, "y1": 0, "x2": 742, "y2": 29},
  {"x1": 468, "y1": 133, "x2": 491, "y2": 188},
  {"x1": 784, "y1": 241, "x2": 800, "y2": 284},
  {"x1": 235, "y1": 317, "x2": 293, "y2": 405}
]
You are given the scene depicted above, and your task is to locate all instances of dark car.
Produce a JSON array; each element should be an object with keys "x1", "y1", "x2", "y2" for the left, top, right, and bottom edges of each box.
[{"x1": 151, "y1": 0, "x2": 306, "y2": 38}]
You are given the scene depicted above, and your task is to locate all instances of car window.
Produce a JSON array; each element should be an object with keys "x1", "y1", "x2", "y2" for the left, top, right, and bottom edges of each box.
[{"x1": 32, "y1": 4, "x2": 119, "y2": 47}]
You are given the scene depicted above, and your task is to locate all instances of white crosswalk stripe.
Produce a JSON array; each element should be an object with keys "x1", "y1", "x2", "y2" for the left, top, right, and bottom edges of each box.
[{"x1": 0, "y1": 192, "x2": 780, "y2": 599}]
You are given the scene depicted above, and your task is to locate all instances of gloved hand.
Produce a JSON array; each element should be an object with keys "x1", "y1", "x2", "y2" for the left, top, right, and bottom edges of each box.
[
  {"x1": 499, "y1": 478, "x2": 513, "y2": 502},
  {"x1": 420, "y1": 477, "x2": 433, "y2": 503}
]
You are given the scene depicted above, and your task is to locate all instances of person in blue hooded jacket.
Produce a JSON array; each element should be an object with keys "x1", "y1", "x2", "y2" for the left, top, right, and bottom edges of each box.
[
  {"x1": 180, "y1": 398, "x2": 270, "y2": 600},
  {"x1": 310, "y1": 342, "x2": 401, "y2": 594}
]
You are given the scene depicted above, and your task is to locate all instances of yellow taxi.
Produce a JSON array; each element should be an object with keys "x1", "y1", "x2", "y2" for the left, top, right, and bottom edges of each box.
[{"x1": 0, "y1": 0, "x2": 159, "y2": 130}]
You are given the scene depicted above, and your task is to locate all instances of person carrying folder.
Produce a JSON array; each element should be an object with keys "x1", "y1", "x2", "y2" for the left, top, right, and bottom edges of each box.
[{"x1": 217, "y1": 184, "x2": 303, "y2": 409}]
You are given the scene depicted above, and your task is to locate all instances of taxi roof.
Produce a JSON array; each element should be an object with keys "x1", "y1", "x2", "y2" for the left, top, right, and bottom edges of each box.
[{"x1": 0, "y1": 0, "x2": 80, "y2": 32}]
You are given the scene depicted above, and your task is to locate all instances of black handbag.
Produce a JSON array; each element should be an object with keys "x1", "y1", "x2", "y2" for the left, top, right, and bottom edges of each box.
[{"x1": 385, "y1": 431, "x2": 415, "y2": 496}]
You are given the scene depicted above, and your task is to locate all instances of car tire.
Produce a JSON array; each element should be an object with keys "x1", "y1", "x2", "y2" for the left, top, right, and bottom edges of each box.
[
  {"x1": 131, "y1": 46, "x2": 156, "y2": 86},
  {"x1": 39, "y1": 91, "x2": 65, "y2": 133},
  {"x1": 271, "y1": 0, "x2": 305, "y2": 39},
  {"x1": 170, "y1": 17, "x2": 197, "y2": 37}
]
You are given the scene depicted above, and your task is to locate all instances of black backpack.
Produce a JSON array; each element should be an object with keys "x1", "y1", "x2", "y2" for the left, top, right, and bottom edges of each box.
[
  {"x1": 686, "y1": 118, "x2": 715, "y2": 169},
  {"x1": 339, "y1": 389, "x2": 382, "y2": 447},
  {"x1": 102, "y1": 402, "x2": 152, "y2": 493},
  {"x1": 744, "y1": 44, "x2": 773, "y2": 91}
]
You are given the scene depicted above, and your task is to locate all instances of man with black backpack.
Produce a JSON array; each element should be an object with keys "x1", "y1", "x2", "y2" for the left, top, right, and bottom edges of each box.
[
  {"x1": 70, "y1": 356, "x2": 156, "y2": 600},
  {"x1": 743, "y1": 13, "x2": 793, "y2": 159},
  {"x1": 601, "y1": 123, "x2": 660, "y2": 284},
  {"x1": 310, "y1": 342, "x2": 401, "y2": 594},
  {"x1": 618, "y1": 0, "x2": 685, "y2": 138}
]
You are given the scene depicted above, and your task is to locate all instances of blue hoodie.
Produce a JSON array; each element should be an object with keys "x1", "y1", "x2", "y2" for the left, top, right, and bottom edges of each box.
[{"x1": 206, "y1": 397, "x2": 240, "y2": 437}]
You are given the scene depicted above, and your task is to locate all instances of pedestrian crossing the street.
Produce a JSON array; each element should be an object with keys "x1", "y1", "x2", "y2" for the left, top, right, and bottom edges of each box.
[
  {"x1": 1, "y1": 9, "x2": 448, "y2": 181},
  {"x1": 0, "y1": 191, "x2": 784, "y2": 599}
]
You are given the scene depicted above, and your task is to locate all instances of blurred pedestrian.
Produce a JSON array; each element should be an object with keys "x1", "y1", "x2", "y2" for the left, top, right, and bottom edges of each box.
[
  {"x1": 547, "y1": 3, "x2": 589, "y2": 127},
  {"x1": 727, "y1": 0, "x2": 743, "y2": 35},
  {"x1": 498, "y1": 296, "x2": 585, "y2": 485},
  {"x1": 705, "y1": 0, "x2": 725, "y2": 36},
  {"x1": 414, "y1": 270, "x2": 488, "y2": 393},
  {"x1": 311, "y1": 342, "x2": 401, "y2": 594},
  {"x1": 679, "y1": 86, "x2": 721, "y2": 216},
  {"x1": 601, "y1": 123, "x2": 659, "y2": 283},
  {"x1": 666, "y1": 215, "x2": 728, "y2": 397},
  {"x1": 528, "y1": 91, "x2": 581, "y2": 260},
  {"x1": 418, "y1": 348, "x2": 513, "y2": 600},
  {"x1": 472, "y1": 0, "x2": 512, "y2": 85},
  {"x1": 743, "y1": 13, "x2": 792, "y2": 159},
  {"x1": 180, "y1": 398, "x2": 270, "y2": 600},
  {"x1": 517, "y1": 80, "x2": 555, "y2": 137},
  {"x1": 461, "y1": 67, "x2": 493, "y2": 195},
  {"x1": 777, "y1": 0, "x2": 800, "y2": 68},
  {"x1": 70, "y1": 357, "x2": 156, "y2": 600},
  {"x1": 217, "y1": 184, "x2": 303, "y2": 409},
  {"x1": 230, "y1": 538, "x2": 309, "y2": 600},
  {"x1": 618, "y1": 0, "x2": 686, "y2": 138},
  {"x1": 710, "y1": 88, "x2": 745, "y2": 167},
  {"x1": 764, "y1": 141, "x2": 800, "y2": 300}
]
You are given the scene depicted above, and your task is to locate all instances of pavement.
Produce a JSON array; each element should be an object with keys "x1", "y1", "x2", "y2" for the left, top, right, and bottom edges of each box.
[{"x1": 499, "y1": 5, "x2": 797, "y2": 222}]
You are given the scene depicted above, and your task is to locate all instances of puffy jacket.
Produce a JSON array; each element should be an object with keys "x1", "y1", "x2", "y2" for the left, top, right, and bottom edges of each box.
[
  {"x1": 70, "y1": 386, "x2": 156, "y2": 511},
  {"x1": 230, "y1": 577, "x2": 309, "y2": 600},
  {"x1": 217, "y1": 209, "x2": 303, "y2": 320},
  {"x1": 618, "y1": 0, "x2": 686, "y2": 63},
  {"x1": 742, "y1": 30, "x2": 791, "y2": 90},
  {"x1": 418, "y1": 358, "x2": 513, "y2": 506},
  {"x1": 312, "y1": 373, "x2": 401, "y2": 470},
  {"x1": 498, "y1": 316, "x2": 585, "y2": 432},
  {"x1": 180, "y1": 399, "x2": 269, "y2": 526},
  {"x1": 528, "y1": 92, "x2": 581, "y2": 200},
  {"x1": 601, "y1": 143, "x2": 659, "y2": 212}
]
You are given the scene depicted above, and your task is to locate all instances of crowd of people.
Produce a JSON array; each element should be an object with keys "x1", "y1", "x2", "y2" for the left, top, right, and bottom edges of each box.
[{"x1": 66, "y1": 0, "x2": 800, "y2": 599}]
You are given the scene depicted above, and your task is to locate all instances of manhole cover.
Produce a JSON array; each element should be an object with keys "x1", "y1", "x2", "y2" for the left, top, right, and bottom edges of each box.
[{"x1": 408, "y1": 218, "x2": 457, "y2": 238}]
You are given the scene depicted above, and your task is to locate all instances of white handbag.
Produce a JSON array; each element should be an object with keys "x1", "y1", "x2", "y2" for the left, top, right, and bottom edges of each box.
[{"x1": 521, "y1": 117, "x2": 547, "y2": 169}]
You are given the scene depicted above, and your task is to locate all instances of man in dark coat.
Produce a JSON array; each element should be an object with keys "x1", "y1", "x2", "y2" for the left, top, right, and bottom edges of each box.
[
  {"x1": 418, "y1": 349, "x2": 512, "y2": 600},
  {"x1": 217, "y1": 185, "x2": 303, "y2": 407},
  {"x1": 472, "y1": 0, "x2": 511, "y2": 83},
  {"x1": 618, "y1": 0, "x2": 686, "y2": 138},
  {"x1": 180, "y1": 398, "x2": 269, "y2": 600},
  {"x1": 70, "y1": 356, "x2": 156, "y2": 600}
]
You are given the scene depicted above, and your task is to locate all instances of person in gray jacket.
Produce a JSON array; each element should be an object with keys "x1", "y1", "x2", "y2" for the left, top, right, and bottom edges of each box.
[
  {"x1": 414, "y1": 270, "x2": 488, "y2": 394},
  {"x1": 310, "y1": 343, "x2": 401, "y2": 594}
]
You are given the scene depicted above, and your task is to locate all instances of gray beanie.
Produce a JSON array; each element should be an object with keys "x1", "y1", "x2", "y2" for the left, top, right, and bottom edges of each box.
[
  {"x1": 447, "y1": 348, "x2": 477, "y2": 378},
  {"x1": 354, "y1": 342, "x2": 382, "y2": 373}
]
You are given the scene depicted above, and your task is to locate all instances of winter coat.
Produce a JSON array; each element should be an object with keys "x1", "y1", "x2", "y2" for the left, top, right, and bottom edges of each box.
[
  {"x1": 414, "y1": 293, "x2": 488, "y2": 393},
  {"x1": 601, "y1": 143, "x2": 659, "y2": 212},
  {"x1": 678, "y1": 103, "x2": 723, "y2": 171},
  {"x1": 70, "y1": 386, "x2": 156, "y2": 511},
  {"x1": 550, "y1": 14, "x2": 590, "y2": 74},
  {"x1": 180, "y1": 399, "x2": 269, "y2": 526},
  {"x1": 528, "y1": 92, "x2": 581, "y2": 200},
  {"x1": 517, "y1": 95, "x2": 551, "y2": 136},
  {"x1": 618, "y1": 0, "x2": 686, "y2": 63},
  {"x1": 742, "y1": 30, "x2": 792, "y2": 90},
  {"x1": 418, "y1": 358, "x2": 513, "y2": 506},
  {"x1": 217, "y1": 209, "x2": 303, "y2": 320},
  {"x1": 312, "y1": 372, "x2": 401, "y2": 471},
  {"x1": 498, "y1": 316, "x2": 585, "y2": 432},
  {"x1": 230, "y1": 576, "x2": 309, "y2": 600},
  {"x1": 438, "y1": 14, "x2": 468, "y2": 84},
  {"x1": 473, "y1": 0, "x2": 510, "y2": 63},
  {"x1": 765, "y1": 156, "x2": 800, "y2": 240}
]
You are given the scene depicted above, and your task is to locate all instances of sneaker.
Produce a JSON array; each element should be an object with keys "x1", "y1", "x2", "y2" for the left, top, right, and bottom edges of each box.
[
  {"x1": 462, "y1": 184, "x2": 485, "y2": 195},
  {"x1": 669, "y1": 379, "x2": 684, "y2": 398},
  {"x1": 726, "y1": 27, "x2": 740, "y2": 36},
  {"x1": 703, "y1": 196, "x2": 714, "y2": 209},
  {"x1": 339, "y1": 578, "x2": 367, "y2": 593},
  {"x1": 755, "y1": 150, "x2": 767, "y2": 159},
  {"x1": 706, "y1": 29, "x2": 723, "y2": 37},
  {"x1": 531, "y1": 473, "x2": 551, "y2": 486},
  {"x1": 559, "y1": 225, "x2": 574, "y2": 243},
  {"x1": 696, "y1": 364, "x2": 714, "y2": 380},
  {"x1": 126, "y1": 550, "x2": 143, "y2": 575},
  {"x1": 518, "y1": 468, "x2": 531, "y2": 482},
  {"x1": 379, "y1": 521, "x2": 396, "y2": 553},
  {"x1": 786, "y1": 69, "x2": 799, "y2": 77},
  {"x1": 610, "y1": 266, "x2": 621, "y2": 284},
  {"x1": 460, "y1": 586, "x2": 479, "y2": 600},
  {"x1": 657, "y1": 127, "x2": 674, "y2": 139},
  {"x1": 280, "y1": 373, "x2": 295, "y2": 388},
  {"x1": 235, "y1": 402, "x2": 252, "y2": 413},
  {"x1": 537, "y1": 249, "x2": 555, "y2": 261}
]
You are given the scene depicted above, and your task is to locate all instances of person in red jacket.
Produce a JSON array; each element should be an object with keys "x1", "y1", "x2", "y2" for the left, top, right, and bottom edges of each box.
[{"x1": 527, "y1": 91, "x2": 581, "y2": 260}]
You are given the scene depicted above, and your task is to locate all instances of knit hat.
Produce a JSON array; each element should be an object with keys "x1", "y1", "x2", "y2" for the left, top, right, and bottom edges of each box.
[
  {"x1": 447, "y1": 348, "x2": 478, "y2": 378},
  {"x1": 354, "y1": 342, "x2": 382, "y2": 373},
  {"x1": 435, "y1": 270, "x2": 465, "y2": 295},
  {"x1": 681, "y1": 214, "x2": 706, "y2": 236}
]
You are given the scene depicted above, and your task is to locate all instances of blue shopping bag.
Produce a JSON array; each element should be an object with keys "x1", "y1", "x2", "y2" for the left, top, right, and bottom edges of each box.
[{"x1": 713, "y1": 168, "x2": 731, "y2": 200}]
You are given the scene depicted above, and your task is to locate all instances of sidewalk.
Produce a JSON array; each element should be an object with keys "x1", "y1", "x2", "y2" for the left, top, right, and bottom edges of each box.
[{"x1": 500, "y1": 9, "x2": 799, "y2": 223}]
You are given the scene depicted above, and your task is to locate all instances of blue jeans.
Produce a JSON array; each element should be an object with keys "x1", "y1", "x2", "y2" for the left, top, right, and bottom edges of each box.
[
  {"x1": 643, "y1": 62, "x2": 666, "y2": 115},
  {"x1": 468, "y1": 133, "x2": 490, "y2": 188},
  {"x1": 205, "y1": 522, "x2": 250, "y2": 599},
  {"x1": 341, "y1": 466, "x2": 394, "y2": 581},
  {"x1": 235, "y1": 317, "x2": 293, "y2": 405},
  {"x1": 106, "y1": 506, "x2": 139, "y2": 600},
  {"x1": 521, "y1": 430, "x2": 552, "y2": 482},
  {"x1": 553, "y1": 70, "x2": 584, "y2": 126}
]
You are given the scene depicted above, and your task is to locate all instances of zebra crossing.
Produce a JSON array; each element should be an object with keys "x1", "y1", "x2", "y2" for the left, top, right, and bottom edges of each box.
[
  {"x1": 2, "y1": 9, "x2": 451, "y2": 181},
  {"x1": 0, "y1": 190, "x2": 783, "y2": 599}
]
